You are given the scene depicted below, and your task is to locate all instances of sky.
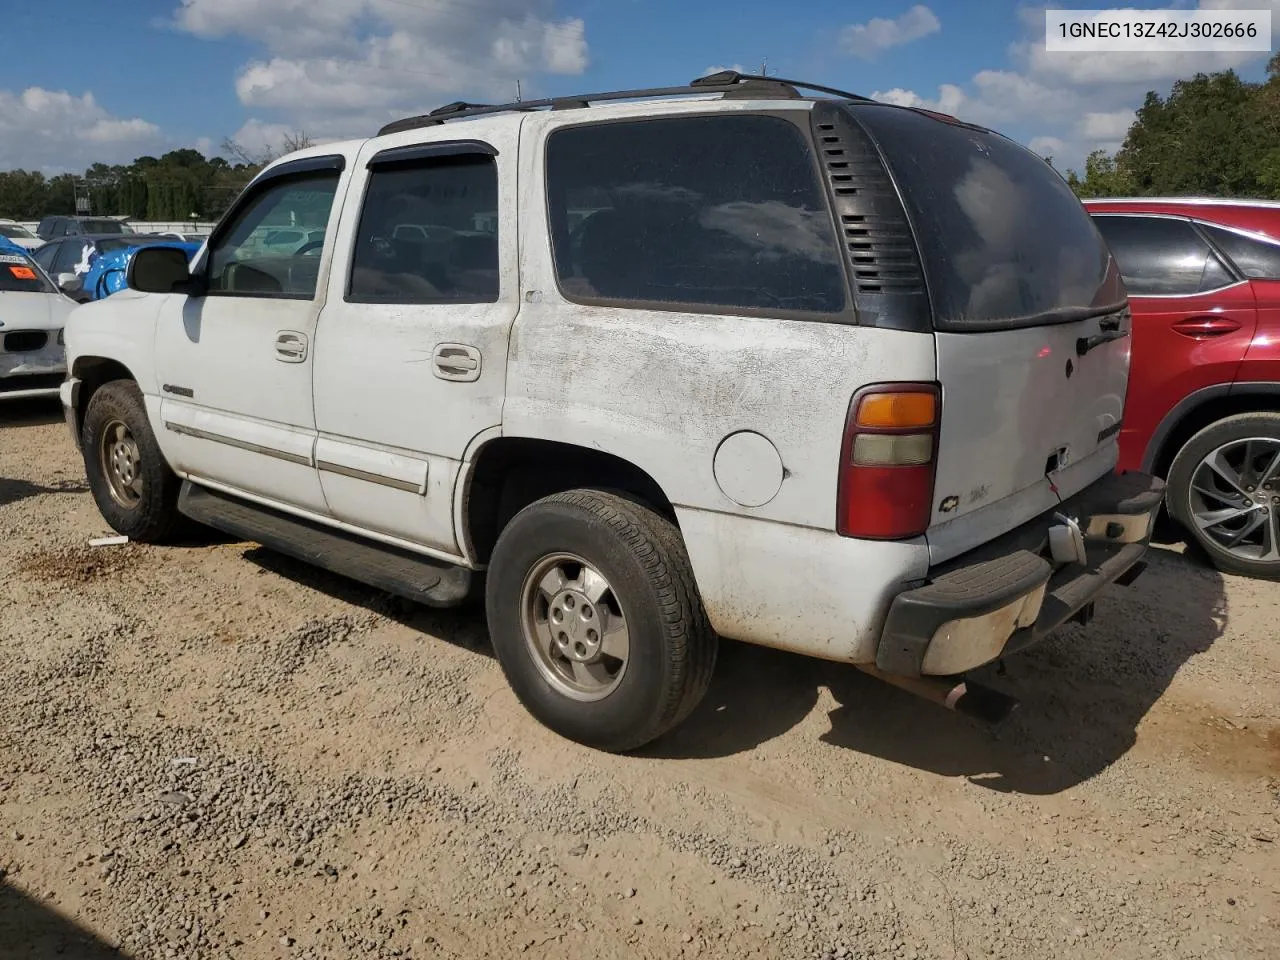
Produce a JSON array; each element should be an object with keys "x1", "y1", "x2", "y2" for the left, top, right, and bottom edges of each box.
[{"x1": 0, "y1": 0, "x2": 1276, "y2": 175}]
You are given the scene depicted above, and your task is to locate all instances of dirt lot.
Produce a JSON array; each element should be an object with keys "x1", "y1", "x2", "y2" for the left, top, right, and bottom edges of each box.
[{"x1": 1, "y1": 398, "x2": 1278, "y2": 960}]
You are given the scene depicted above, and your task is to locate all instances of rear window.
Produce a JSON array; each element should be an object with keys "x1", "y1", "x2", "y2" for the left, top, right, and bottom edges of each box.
[
  {"x1": 0, "y1": 252, "x2": 53, "y2": 293},
  {"x1": 1201, "y1": 224, "x2": 1280, "y2": 280},
  {"x1": 847, "y1": 104, "x2": 1124, "y2": 331}
]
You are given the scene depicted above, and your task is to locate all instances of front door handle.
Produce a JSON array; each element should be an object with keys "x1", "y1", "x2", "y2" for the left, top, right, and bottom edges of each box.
[
  {"x1": 1171, "y1": 316, "x2": 1242, "y2": 339},
  {"x1": 275, "y1": 330, "x2": 308, "y2": 362}
]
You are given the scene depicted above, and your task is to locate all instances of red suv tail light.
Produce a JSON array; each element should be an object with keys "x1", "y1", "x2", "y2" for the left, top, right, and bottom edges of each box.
[{"x1": 837, "y1": 383, "x2": 941, "y2": 540}]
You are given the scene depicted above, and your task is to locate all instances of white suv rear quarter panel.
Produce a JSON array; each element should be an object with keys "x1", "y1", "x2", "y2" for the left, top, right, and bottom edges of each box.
[{"x1": 506, "y1": 104, "x2": 935, "y2": 661}]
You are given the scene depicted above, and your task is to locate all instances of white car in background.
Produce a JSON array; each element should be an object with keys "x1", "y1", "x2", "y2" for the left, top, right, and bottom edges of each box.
[
  {"x1": 0, "y1": 221, "x2": 45, "y2": 251},
  {"x1": 0, "y1": 247, "x2": 76, "y2": 401}
]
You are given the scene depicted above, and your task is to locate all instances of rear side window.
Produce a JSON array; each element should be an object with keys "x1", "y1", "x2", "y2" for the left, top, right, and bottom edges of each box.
[
  {"x1": 348, "y1": 154, "x2": 499, "y2": 304},
  {"x1": 1201, "y1": 224, "x2": 1280, "y2": 281},
  {"x1": 33, "y1": 243, "x2": 58, "y2": 271},
  {"x1": 847, "y1": 104, "x2": 1121, "y2": 330},
  {"x1": 546, "y1": 114, "x2": 847, "y2": 317},
  {"x1": 1093, "y1": 216, "x2": 1234, "y2": 296}
]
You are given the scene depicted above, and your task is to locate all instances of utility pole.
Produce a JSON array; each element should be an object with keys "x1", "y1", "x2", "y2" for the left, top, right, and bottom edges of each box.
[{"x1": 516, "y1": 79, "x2": 523, "y2": 102}]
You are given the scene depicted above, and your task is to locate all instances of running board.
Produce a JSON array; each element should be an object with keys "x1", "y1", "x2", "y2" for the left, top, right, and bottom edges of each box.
[{"x1": 178, "y1": 482, "x2": 473, "y2": 608}]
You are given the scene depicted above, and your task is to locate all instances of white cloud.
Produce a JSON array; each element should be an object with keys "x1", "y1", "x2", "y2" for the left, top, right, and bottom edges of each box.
[
  {"x1": 1029, "y1": 135, "x2": 1067, "y2": 158},
  {"x1": 869, "y1": 0, "x2": 1278, "y2": 170},
  {"x1": 0, "y1": 87, "x2": 162, "y2": 172},
  {"x1": 841, "y1": 5, "x2": 940, "y2": 59},
  {"x1": 173, "y1": 0, "x2": 590, "y2": 140},
  {"x1": 1078, "y1": 110, "x2": 1135, "y2": 141},
  {"x1": 703, "y1": 64, "x2": 748, "y2": 77}
]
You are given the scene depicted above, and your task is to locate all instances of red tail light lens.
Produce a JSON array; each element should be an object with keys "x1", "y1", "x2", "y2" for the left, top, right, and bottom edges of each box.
[{"x1": 837, "y1": 383, "x2": 941, "y2": 540}]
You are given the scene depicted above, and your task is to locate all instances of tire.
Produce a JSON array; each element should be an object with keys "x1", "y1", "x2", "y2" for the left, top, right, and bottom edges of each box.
[
  {"x1": 485, "y1": 489, "x2": 717, "y2": 752},
  {"x1": 81, "y1": 380, "x2": 183, "y2": 544},
  {"x1": 1166, "y1": 411, "x2": 1280, "y2": 581}
]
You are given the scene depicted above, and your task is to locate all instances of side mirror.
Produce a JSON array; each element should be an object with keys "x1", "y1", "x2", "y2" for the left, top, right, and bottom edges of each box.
[
  {"x1": 56, "y1": 273, "x2": 83, "y2": 295},
  {"x1": 128, "y1": 246, "x2": 196, "y2": 295}
]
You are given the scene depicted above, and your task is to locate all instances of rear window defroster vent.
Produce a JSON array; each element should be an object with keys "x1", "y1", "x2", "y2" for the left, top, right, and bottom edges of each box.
[{"x1": 810, "y1": 102, "x2": 929, "y2": 331}]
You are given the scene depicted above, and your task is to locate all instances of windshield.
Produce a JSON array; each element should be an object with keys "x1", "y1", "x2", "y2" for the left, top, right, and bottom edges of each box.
[
  {"x1": 0, "y1": 251, "x2": 55, "y2": 293},
  {"x1": 0, "y1": 224, "x2": 35, "y2": 239}
]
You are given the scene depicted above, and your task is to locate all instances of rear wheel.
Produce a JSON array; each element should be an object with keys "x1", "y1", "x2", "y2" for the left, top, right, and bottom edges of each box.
[
  {"x1": 485, "y1": 489, "x2": 716, "y2": 752},
  {"x1": 1167, "y1": 412, "x2": 1280, "y2": 580},
  {"x1": 81, "y1": 380, "x2": 183, "y2": 544}
]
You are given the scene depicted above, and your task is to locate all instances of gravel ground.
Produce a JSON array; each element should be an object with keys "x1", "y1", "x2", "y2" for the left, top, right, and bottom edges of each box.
[{"x1": 1, "y1": 397, "x2": 1278, "y2": 960}]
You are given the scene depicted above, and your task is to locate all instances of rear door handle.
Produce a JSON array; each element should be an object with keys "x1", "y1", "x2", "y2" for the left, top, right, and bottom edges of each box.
[
  {"x1": 1170, "y1": 316, "x2": 1242, "y2": 339},
  {"x1": 433, "y1": 343, "x2": 482, "y2": 382},
  {"x1": 275, "y1": 330, "x2": 308, "y2": 362},
  {"x1": 1076, "y1": 330, "x2": 1128, "y2": 357}
]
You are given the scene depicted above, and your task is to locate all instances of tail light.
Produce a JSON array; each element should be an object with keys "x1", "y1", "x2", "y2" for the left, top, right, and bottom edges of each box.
[{"x1": 837, "y1": 382, "x2": 940, "y2": 539}]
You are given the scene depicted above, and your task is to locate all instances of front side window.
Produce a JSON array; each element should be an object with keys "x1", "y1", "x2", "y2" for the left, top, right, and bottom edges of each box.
[
  {"x1": 546, "y1": 114, "x2": 847, "y2": 316},
  {"x1": 207, "y1": 172, "x2": 340, "y2": 299},
  {"x1": 1202, "y1": 224, "x2": 1280, "y2": 281},
  {"x1": 1092, "y1": 215, "x2": 1234, "y2": 296},
  {"x1": 348, "y1": 153, "x2": 499, "y2": 304}
]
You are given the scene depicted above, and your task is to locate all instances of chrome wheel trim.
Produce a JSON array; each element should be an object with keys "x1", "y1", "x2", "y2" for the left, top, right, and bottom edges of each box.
[
  {"x1": 99, "y1": 418, "x2": 143, "y2": 509},
  {"x1": 519, "y1": 552, "x2": 631, "y2": 702},
  {"x1": 1187, "y1": 437, "x2": 1280, "y2": 564}
]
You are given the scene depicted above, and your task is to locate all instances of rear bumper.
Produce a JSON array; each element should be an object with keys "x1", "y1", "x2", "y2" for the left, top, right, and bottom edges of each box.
[{"x1": 876, "y1": 470, "x2": 1164, "y2": 677}]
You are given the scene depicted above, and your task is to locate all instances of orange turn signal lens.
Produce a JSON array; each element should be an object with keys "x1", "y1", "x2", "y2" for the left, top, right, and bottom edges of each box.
[{"x1": 856, "y1": 391, "x2": 937, "y2": 430}]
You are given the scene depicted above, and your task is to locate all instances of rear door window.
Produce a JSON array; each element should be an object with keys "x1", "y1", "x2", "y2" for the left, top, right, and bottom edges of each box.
[
  {"x1": 348, "y1": 152, "x2": 499, "y2": 304},
  {"x1": 545, "y1": 114, "x2": 848, "y2": 317},
  {"x1": 1092, "y1": 215, "x2": 1234, "y2": 296},
  {"x1": 1201, "y1": 224, "x2": 1280, "y2": 280}
]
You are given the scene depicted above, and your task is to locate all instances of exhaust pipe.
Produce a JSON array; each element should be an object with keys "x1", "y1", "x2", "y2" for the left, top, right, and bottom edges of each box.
[{"x1": 855, "y1": 665, "x2": 1019, "y2": 724}]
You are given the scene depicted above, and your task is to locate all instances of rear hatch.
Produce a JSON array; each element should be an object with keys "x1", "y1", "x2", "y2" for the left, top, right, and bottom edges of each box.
[{"x1": 844, "y1": 103, "x2": 1130, "y2": 564}]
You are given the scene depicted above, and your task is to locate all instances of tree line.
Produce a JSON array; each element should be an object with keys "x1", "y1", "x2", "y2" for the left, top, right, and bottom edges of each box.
[
  {"x1": 0, "y1": 131, "x2": 313, "y2": 222},
  {"x1": 3, "y1": 55, "x2": 1278, "y2": 220},
  {"x1": 1063, "y1": 52, "x2": 1280, "y2": 198}
]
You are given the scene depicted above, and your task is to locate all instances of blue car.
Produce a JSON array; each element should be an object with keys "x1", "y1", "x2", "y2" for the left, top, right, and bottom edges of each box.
[
  {"x1": 82, "y1": 240, "x2": 202, "y2": 301},
  {"x1": 32, "y1": 234, "x2": 202, "y2": 302}
]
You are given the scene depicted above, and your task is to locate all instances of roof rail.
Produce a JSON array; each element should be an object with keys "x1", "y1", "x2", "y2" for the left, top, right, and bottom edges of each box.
[
  {"x1": 1082, "y1": 196, "x2": 1280, "y2": 208},
  {"x1": 378, "y1": 70, "x2": 872, "y2": 137}
]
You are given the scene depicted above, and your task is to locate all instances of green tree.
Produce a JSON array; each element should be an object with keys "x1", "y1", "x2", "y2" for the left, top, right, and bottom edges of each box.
[{"x1": 1065, "y1": 150, "x2": 1137, "y2": 197}]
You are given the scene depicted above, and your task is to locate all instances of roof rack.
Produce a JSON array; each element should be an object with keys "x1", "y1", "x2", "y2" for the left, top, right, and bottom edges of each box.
[
  {"x1": 1082, "y1": 196, "x2": 1280, "y2": 208},
  {"x1": 378, "y1": 70, "x2": 872, "y2": 137}
]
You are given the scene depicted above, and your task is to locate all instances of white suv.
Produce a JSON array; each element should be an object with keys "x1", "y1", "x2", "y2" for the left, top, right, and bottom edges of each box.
[{"x1": 60, "y1": 73, "x2": 1162, "y2": 751}]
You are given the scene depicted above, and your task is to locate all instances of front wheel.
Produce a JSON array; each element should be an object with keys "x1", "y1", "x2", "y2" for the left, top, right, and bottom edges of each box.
[
  {"x1": 1166, "y1": 412, "x2": 1280, "y2": 580},
  {"x1": 485, "y1": 490, "x2": 717, "y2": 752},
  {"x1": 81, "y1": 380, "x2": 183, "y2": 544}
]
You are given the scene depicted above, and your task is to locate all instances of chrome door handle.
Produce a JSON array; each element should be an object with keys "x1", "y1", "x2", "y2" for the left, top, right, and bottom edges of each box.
[
  {"x1": 275, "y1": 331, "x2": 308, "y2": 363},
  {"x1": 433, "y1": 343, "x2": 482, "y2": 382}
]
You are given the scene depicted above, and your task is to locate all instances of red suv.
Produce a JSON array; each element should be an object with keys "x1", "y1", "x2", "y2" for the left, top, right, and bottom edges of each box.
[{"x1": 1085, "y1": 198, "x2": 1280, "y2": 579}]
